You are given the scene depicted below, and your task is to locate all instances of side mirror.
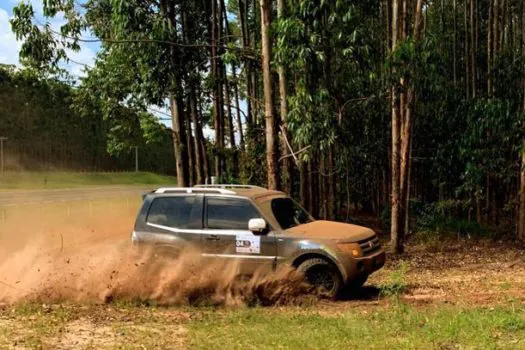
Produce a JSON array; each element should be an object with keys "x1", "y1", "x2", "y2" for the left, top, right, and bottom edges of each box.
[{"x1": 248, "y1": 218, "x2": 267, "y2": 234}]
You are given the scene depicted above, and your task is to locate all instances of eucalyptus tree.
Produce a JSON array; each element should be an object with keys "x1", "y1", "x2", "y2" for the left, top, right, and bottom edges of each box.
[
  {"x1": 259, "y1": 0, "x2": 280, "y2": 190},
  {"x1": 11, "y1": 0, "x2": 213, "y2": 186},
  {"x1": 389, "y1": 0, "x2": 424, "y2": 254},
  {"x1": 275, "y1": 0, "x2": 382, "y2": 218}
]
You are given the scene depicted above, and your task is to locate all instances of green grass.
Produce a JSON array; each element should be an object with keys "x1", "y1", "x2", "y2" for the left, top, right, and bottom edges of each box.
[
  {"x1": 188, "y1": 304, "x2": 525, "y2": 349},
  {"x1": 1, "y1": 303, "x2": 524, "y2": 349},
  {"x1": 0, "y1": 171, "x2": 177, "y2": 189}
]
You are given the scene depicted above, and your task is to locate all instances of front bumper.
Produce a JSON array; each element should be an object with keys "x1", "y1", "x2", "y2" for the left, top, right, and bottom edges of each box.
[
  {"x1": 343, "y1": 249, "x2": 385, "y2": 283},
  {"x1": 358, "y1": 249, "x2": 385, "y2": 274}
]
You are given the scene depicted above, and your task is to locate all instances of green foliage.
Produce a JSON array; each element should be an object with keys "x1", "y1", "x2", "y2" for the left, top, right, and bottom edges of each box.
[
  {"x1": 7, "y1": 0, "x2": 525, "y2": 237},
  {"x1": 0, "y1": 65, "x2": 175, "y2": 173},
  {"x1": 380, "y1": 205, "x2": 391, "y2": 230},
  {"x1": 415, "y1": 200, "x2": 489, "y2": 238},
  {"x1": 240, "y1": 126, "x2": 267, "y2": 186},
  {"x1": 379, "y1": 261, "x2": 408, "y2": 298}
]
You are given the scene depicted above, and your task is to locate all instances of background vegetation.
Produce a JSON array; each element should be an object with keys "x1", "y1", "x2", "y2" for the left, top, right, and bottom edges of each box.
[
  {"x1": 0, "y1": 64, "x2": 176, "y2": 173},
  {"x1": 3, "y1": 0, "x2": 525, "y2": 251}
]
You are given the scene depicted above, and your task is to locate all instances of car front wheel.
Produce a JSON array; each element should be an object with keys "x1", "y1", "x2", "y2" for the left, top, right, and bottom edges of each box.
[{"x1": 297, "y1": 258, "x2": 343, "y2": 299}]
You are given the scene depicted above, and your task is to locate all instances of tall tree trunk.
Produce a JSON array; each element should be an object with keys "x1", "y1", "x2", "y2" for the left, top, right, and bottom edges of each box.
[
  {"x1": 319, "y1": 156, "x2": 326, "y2": 219},
  {"x1": 385, "y1": 0, "x2": 391, "y2": 60},
  {"x1": 391, "y1": 0, "x2": 423, "y2": 254},
  {"x1": 190, "y1": 86, "x2": 205, "y2": 185},
  {"x1": 209, "y1": 0, "x2": 224, "y2": 178},
  {"x1": 210, "y1": 0, "x2": 225, "y2": 180},
  {"x1": 170, "y1": 94, "x2": 189, "y2": 187},
  {"x1": 404, "y1": 133, "x2": 413, "y2": 235},
  {"x1": 221, "y1": 0, "x2": 239, "y2": 178},
  {"x1": 300, "y1": 159, "x2": 309, "y2": 211},
  {"x1": 182, "y1": 7, "x2": 200, "y2": 186},
  {"x1": 185, "y1": 97, "x2": 196, "y2": 186},
  {"x1": 163, "y1": 1, "x2": 189, "y2": 187},
  {"x1": 260, "y1": 0, "x2": 280, "y2": 190},
  {"x1": 252, "y1": 0, "x2": 261, "y2": 125},
  {"x1": 494, "y1": 0, "x2": 500, "y2": 59},
  {"x1": 232, "y1": 66, "x2": 245, "y2": 151},
  {"x1": 223, "y1": 66, "x2": 238, "y2": 177},
  {"x1": 470, "y1": 0, "x2": 476, "y2": 97},
  {"x1": 277, "y1": 0, "x2": 293, "y2": 195},
  {"x1": 488, "y1": 0, "x2": 493, "y2": 97},
  {"x1": 508, "y1": 0, "x2": 513, "y2": 53},
  {"x1": 465, "y1": 0, "x2": 470, "y2": 97},
  {"x1": 309, "y1": 160, "x2": 319, "y2": 218},
  {"x1": 196, "y1": 90, "x2": 211, "y2": 184},
  {"x1": 475, "y1": 0, "x2": 479, "y2": 87},
  {"x1": 238, "y1": 0, "x2": 253, "y2": 128},
  {"x1": 327, "y1": 146, "x2": 336, "y2": 220},
  {"x1": 251, "y1": 70, "x2": 260, "y2": 125},
  {"x1": 390, "y1": 0, "x2": 402, "y2": 253},
  {"x1": 453, "y1": 0, "x2": 457, "y2": 88},
  {"x1": 500, "y1": 0, "x2": 506, "y2": 51},
  {"x1": 519, "y1": 4, "x2": 525, "y2": 243},
  {"x1": 518, "y1": 146, "x2": 525, "y2": 244}
]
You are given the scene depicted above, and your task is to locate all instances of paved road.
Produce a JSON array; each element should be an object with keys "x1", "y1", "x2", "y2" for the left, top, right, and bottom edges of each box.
[{"x1": 0, "y1": 186, "x2": 157, "y2": 206}]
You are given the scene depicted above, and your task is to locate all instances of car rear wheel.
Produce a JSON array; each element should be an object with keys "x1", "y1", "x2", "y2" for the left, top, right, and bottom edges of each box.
[{"x1": 297, "y1": 258, "x2": 342, "y2": 299}]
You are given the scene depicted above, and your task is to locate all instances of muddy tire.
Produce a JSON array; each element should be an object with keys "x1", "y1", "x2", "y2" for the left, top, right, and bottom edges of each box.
[{"x1": 297, "y1": 258, "x2": 342, "y2": 299}]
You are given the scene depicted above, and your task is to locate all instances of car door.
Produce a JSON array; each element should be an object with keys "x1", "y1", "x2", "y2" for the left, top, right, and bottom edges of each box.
[
  {"x1": 143, "y1": 194, "x2": 203, "y2": 255},
  {"x1": 203, "y1": 196, "x2": 277, "y2": 274}
]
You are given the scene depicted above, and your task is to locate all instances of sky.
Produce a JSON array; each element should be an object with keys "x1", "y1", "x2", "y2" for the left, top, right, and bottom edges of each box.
[{"x1": 0, "y1": 0, "x2": 99, "y2": 77}]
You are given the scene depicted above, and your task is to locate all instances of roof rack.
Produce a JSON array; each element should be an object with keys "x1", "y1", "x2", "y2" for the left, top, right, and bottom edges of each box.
[
  {"x1": 154, "y1": 187, "x2": 235, "y2": 194},
  {"x1": 194, "y1": 184, "x2": 265, "y2": 190}
]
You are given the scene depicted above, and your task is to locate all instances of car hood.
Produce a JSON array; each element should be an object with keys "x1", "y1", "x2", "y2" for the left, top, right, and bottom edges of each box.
[{"x1": 286, "y1": 220, "x2": 375, "y2": 242}]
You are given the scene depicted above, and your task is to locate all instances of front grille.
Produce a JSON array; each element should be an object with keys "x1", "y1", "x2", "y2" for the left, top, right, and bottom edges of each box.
[{"x1": 358, "y1": 235, "x2": 381, "y2": 255}]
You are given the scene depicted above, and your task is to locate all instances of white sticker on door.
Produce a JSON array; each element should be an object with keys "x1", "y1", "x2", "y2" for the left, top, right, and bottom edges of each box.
[{"x1": 235, "y1": 234, "x2": 261, "y2": 254}]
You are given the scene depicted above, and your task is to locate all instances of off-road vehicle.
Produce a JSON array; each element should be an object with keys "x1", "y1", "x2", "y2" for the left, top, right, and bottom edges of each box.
[{"x1": 131, "y1": 185, "x2": 385, "y2": 298}]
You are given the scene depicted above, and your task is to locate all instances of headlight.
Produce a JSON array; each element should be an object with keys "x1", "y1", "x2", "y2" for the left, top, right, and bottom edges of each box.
[{"x1": 337, "y1": 243, "x2": 362, "y2": 258}]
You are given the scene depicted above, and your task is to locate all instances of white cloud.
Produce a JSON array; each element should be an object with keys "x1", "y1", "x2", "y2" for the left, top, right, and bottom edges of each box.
[
  {"x1": 8, "y1": 0, "x2": 44, "y2": 16},
  {"x1": 0, "y1": 8, "x2": 22, "y2": 66},
  {"x1": 0, "y1": 2, "x2": 97, "y2": 76},
  {"x1": 63, "y1": 44, "x2": 96, "y2": 77}
]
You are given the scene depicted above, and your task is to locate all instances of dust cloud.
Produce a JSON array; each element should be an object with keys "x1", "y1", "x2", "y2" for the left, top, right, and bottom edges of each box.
[{"x1": 0, "y1": 197, "x2": 312, "y2": 306}]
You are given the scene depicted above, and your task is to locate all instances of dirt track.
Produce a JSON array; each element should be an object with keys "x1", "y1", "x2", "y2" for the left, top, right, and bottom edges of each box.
[
  {"x1": 0, "y1": 186, "x2": 524, "y2": 307},
  {"x1": 0, "y1": 188, "x2": 524, "y2": 348}
]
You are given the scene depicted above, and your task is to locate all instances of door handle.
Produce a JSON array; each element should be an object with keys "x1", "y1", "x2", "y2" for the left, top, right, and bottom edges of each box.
[{"x1": 206, "y1": 235, "x2": 220, "y2": 241}]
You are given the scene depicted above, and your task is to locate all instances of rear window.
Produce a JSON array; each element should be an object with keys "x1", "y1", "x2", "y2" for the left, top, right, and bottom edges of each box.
[
  {"x1": 206, "y1": 197, "x2": 260, "y2": 230},
  {"x1": 147, "y1": 196, "x2": 197, "y2": 229}
]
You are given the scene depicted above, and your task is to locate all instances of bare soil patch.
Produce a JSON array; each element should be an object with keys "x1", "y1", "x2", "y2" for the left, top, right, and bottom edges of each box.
[
  {"x1": 374, "y1": 240, "x2": 525, "y2": 306},
  {"x1": 55, "y1": 319, "x2": 115, "y2": 349}
]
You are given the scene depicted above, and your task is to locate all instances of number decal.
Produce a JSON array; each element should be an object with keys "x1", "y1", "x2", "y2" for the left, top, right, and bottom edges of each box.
[{"x1": 235, "y1": 234, "x2": 260, "y2": 254}]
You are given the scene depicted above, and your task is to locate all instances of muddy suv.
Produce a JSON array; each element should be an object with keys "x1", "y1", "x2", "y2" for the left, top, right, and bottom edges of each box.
[{"x1": 132, "y1": 185, "x2": 385, "y2": 298}]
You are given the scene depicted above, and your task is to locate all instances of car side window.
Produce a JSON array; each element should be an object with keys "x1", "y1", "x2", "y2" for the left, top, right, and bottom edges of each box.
[
  {"x1": 206, "y1": 197, "x2": 260, "y2": 230},
  {"x1": 147, "y1": 196, "x2": 198, "y2": 229}
]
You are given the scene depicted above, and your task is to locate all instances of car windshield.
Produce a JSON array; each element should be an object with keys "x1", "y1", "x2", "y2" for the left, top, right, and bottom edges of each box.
[{"x1": 271, "y1": 197, "x2": 314, "y2": 230}]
